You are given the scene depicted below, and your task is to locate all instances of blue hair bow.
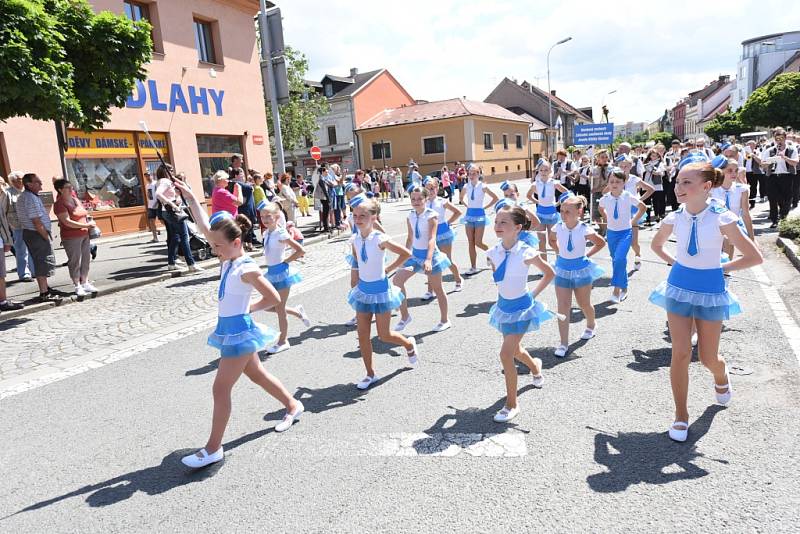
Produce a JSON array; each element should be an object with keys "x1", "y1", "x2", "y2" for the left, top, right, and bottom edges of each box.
[
  {"x1": 256, "y1": 200, "x2": 269, "y2": 211},
  {"x1": 711, "y1": 155, "x2": 729, "y2": 169},
  {"x1": 500, "y1": 181, "x2": 510, "y2": 191},
  {"x1": 677, "y1": 153, "x2": 710, "y2": 171},
  {"x1": 720, "y1": 142, "x2": 732, "y2": 151},
  {"x1": 558, "y1": 191, "x2": 575, "y2": 203},
  {"x1": 494, "y1": 198, "x2": 514, "y2": 213},
  {"x1": 349, "y1": 194, "x2": 366, "y2": 208},
  {"x1": 209, "y1": 211, "x2": 233, "y2": 225}
]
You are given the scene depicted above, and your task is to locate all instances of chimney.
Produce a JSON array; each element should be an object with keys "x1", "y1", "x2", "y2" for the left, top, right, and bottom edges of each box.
[
  {"x1": 550, "y1": 90, "x2": 556, "y2": 96},
  {"x1": 349, "y1": 67, "x2": 358, "y2": 77}
]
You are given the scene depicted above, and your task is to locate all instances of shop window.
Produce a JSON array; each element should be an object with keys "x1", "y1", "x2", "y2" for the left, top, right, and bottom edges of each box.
[
  {"x1": 124, "y1": 1, "x2": 162, "y2": 54},
  {"x1": 423, "y1": 136, "x2": 445, "y2": 155},
  {"x1": 371, "y1": 142, "x2": 391, "y2": 160},
  {"x1": 483, "y1": 133, "x2": 493, "y2": 150},
  {"x1": 327, "y1": 126, "x2": 337, "y2": 146},
  {"x1": 66, "y1": 158, "x2": 143, "y2": 210},
  {"x1": 516, "y1": 134, "x2": 523, "y2": 149},
  {"x1": 197, "y1": 135, "x2": 244, "y2": 197},
  {"x1": 194, "y1": 18, "x2": 217, "y2": 64},
  {"x1": 502, "y1": 134, "x2": 509, "y2": 151}
]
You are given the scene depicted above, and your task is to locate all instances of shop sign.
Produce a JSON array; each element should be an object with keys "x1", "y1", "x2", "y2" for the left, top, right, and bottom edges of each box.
[
  {"x1": 138, "y1": 133, "x2": 170, "y2": 157},
  {"x1": 66, "y1": 130, "x2": 137, "y2": 157},
  {"x1": 126, "y1": 80, "x2": 225, "y2": 117}
]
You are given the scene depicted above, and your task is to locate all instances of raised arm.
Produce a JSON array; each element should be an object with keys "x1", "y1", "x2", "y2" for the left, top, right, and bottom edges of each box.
[{"x1": 174, "y1": 180, "x2": 212, "y2": 240}]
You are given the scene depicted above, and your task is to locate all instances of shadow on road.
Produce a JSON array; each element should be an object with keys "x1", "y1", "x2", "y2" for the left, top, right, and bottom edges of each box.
[
  {"x1": 585, "y1": 405, "x2": 728, "y2": 493},
  {"x1": 289, "y1": 321, "x2": 352, "y2": 345},
  {"x1": 6, "y1": 427, "x2": 278, "y2": 513},
  {"x1": 455, "y1": 300, "x2": 493, "y2": 318},
  {"x1": 0, "y1": 317, "x2": 32, "y2": 331}
]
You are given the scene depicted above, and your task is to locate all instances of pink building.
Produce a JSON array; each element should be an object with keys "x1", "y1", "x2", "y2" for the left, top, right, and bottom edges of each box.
[{"x1": 0, "y1": 0, "x2": 271, "y2": 235}]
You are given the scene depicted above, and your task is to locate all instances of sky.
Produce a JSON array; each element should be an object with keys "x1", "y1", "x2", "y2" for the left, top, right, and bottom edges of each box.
[{"x1": 277, "y1": 0, "x2": 793, "y2": 125}]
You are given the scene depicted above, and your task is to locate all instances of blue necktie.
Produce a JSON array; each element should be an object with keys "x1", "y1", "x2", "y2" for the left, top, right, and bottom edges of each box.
[
  {"x1": 218, "y1": 261, "x2": 235, "y2": 299},
  {"x1": 470, "y1": 185, "x2": 475, "y2": 201},
  {"x1": 567, "y1": 231, "x2": 574, "y2": 252},
  {"x1": 414, "y1": 213, "x2": 420, "y2": 239},
  {"x1": 493, "y1": 250, "x2": 510, "y2": 283},
  {"x1": 543, "y1": 181, "x2": 548, "y2": 200},
  {"x1": 265, "y1": 231, "x2": 272, "y2": 249},
  {"x1": 687, "y1": 216, "x2": 699, "y2": 256},
  {"x1": 613, "y1": 198, "x2": 619, "y2": 219},
  {"x1": 725, "y1": 190, "x2": 730, "y2": 210},
  {"x1": 360, "y1": 237, "x2": 368, "y2": 263}
]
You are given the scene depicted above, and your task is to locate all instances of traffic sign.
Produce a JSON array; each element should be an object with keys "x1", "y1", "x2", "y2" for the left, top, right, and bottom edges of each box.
[{"x1": 310, "y1": 146, "x2": 322, "y2": 160}]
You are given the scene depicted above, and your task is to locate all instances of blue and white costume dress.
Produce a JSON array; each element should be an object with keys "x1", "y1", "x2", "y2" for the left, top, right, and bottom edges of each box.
[
  {"x1": 488, "y1": 241, "x2": 555, "y2": 334},
  {"x1": 711, "y1": 183, "x2": 749, "y2": 236},
  {"x1": 344, "y1": 193, "x2": 368, "y2": 269},
  {"x1": 494, "y1": 198, "x2": 539, "y2": 248},
  {"x1": 403, "y1": 208, "x2": 452, "y2": 275},
  {"x1": 461, "y1": 181, "x2": 490, "y2": 228},
  {"x1": 649, "y1": 202, "x2": 742, "y2": 321},
  {"x1": 427, "y1": 196, "x2": 456, "y2": 246},
  {"x1": 263, "y1": 227, "x2": 302, "y2": 290},
  {"x1": 553, "y1": 221, "x2": 605, "y2": 288},
  {"x1": 533, "y1": 178, "x2": 560, "y2": 225},
  {"x1": 624, "y1": 174, "x2": 647, "y2": 225},
  {"x1": 208, "y1": 257, "x2": 278, "y2": 357},
  {"x1": 599, "y1": 190, "x2": 637, "y2": 290},
  {"x1": 347, "y1": 231, "x2": 405, "y2": 314}
]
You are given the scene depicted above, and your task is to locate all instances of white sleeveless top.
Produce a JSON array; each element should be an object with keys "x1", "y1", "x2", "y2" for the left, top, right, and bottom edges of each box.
[
  {"x1": 599, "y1": 191, "x2": 637, "y2": 231},
  {"x1": 624, "y1": 175, "x2": 642, "y2": 197},
  {"x1": 262, "y1": 227, "x2": 290, "y2": 266},
  {"x1": 465, "y1": 181, "x2": 486, "y2": 209},
  {"x1": 427, "y1": 197, "x2": 447, "y2": 224},
  {"x1": 408, "y1": 208, "x2": 438, "y2": 249},
  {"x1": 534, "y1": 179, "x2": 557, "y2": 206},
  {"x1": 662, "y1": 203, "x2": 740, "y2": 269},
  {"x1": 352, "y1": 231, "x2": 390, "y2": 282},
  {"x1": 710, "y1": 183, "x2": 748, "y2": 218},
  {"x1": 218, "y1": 257, "x2": 260, "y2": 318},
  {"x1": 555, "y1": 221, "x2": 595, "y2": 259},
  {"x1": 487, "y1": 241, "x2": 538, "y2": 299}
]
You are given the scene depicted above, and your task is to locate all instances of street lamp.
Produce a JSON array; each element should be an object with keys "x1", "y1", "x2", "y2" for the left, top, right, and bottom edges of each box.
[
  {"x1": 547, "y1": 36, "x2": 572, "y2": 155},
  {"x1": 348, "y1": 141, "x2": 355, "y2": 172},
  {"x1": 601, "y1": 89, "x2": 616, "y2": 123}
]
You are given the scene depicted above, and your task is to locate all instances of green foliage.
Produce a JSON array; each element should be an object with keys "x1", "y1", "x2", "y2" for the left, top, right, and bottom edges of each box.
[
  {"x1": 0, "y1": 0, "x2": 151, "y2": 131},
  {"x1": 265, "y1": 46, "x2": 330, "y2": 156},
  {"x1": 614, "y1": 131, "x2": 648, "y2": 146},
  {"x1": 740, "y1": 72, "x2": 800, "y2": 129},
  {"x1": 649, "y1": 131, "x2": 676, "y2": 147},
  {"x1": 704, "y1": 108, "x2": 751, "y2": 140},
  {"x1": 779, "y1": 216, "x2": 800, "y2": 242}
]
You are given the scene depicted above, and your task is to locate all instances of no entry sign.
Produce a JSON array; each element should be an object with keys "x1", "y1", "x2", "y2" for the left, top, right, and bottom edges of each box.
[{"x1": 310, "y1": 146, "x2": 322, "y2": 160}]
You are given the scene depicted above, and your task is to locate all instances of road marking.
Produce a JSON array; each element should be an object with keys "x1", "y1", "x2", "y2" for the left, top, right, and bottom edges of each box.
[
  {"x1": 253, "y1": 432, "x2": 527, "y2": 457},
  {"x1": 751, "y1": 264, "x2": 800, "y2": 365}
]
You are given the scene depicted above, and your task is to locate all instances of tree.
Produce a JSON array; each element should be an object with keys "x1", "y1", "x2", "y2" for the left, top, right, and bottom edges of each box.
[
  {"x1": 649, "y1": 131, "x2": 677, "y2": 147},
  {"x1": 704, "y1": 108, "x2": 751, "y2": 140},
  {"x1": 0, "y1": 0, "x2": 152, "y2": 131},
  {"x1": 265, "y1": 46, "x2": 330, "y2": 157},
  {"x1": 740, "y1": 72, "x2": 800, "y2": 129}
]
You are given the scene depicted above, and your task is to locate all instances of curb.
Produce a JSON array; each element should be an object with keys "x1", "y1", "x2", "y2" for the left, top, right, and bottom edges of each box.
[{"x1": 777, "y1": 236, "x2": 800, "y2": 272}]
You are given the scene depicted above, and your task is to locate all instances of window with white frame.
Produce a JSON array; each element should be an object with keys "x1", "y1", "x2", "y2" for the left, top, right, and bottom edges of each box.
[
  {"x1": 515, "y1": 134, "x2": 523, "y2": 149},
  {"x1": 371, "y1": 141, "x2": 391, "y2": 160},
  {"x1": 502, "y1": 134, "x2": 509, "y2": 150},
  {"x1": 483, "y1": 133, "x2": 493, "y2": 150},
  {"x1": 423, "y1": 136, "x2": 445, "y2": 155}
]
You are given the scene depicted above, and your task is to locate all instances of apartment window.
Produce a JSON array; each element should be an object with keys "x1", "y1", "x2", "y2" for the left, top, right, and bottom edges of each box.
[
  {"x1": 371, "y1": 141, "x2": 391, "y2": 160},
  {"x1": 194, "y1": 19, "x2": 217, "y2": 64},
  {"x1": 124, "y1": 1, "x2": 163, "y2": 53},
  {"x1": 197, "y1": 135, "x2": 244, "y2": 197},
  {"x1": 502, "y1": 134, "x2": 509, "y2": 150},
  {"x1": 517, "y1": 165, "x2": 521, "y2": 171},
  {"x1": 324, "y1": 83, "x2": 334, "y2": 97},
  {"x1": 423, "y1": 136, "x2": 445, "y2": 155},
  {"x1": 483, "y1": 133, "x2": 493, "y2": 150},
  {"x1": 124, "y1": 1, "x2": 149, "y2": 22},
  {"x1": 505, "y1": 165, "x2": 509, "y2": 172},
  {"x1": 327, "y1": 126, "x2": 337, "y2": 146},
  {"x1": 490, "y1": 166, "x2": 496, "y2": 174},
  {"x1": 530, "y1": 131, "x2": 543, "y2": 141},
  {"x1": 515, "y1": 134, "x2": 523, "y2": 149},
  {"x1": 305, "y1": 137, "x2": 313, "y2": 148}
]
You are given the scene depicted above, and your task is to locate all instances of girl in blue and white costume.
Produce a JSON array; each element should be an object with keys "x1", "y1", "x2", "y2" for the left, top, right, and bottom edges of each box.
[
  {"x1": 348, "y1": 196, "x2": 419, "y2": 390},
  {"x1": 343, "y1": 184, "x2": 384, "y2": 327},
  {"x1": 173, "y1": 183, "x2": 303, "y2": 469},
  {"x1": 526, "y1": 161, "x2": 569, "y2": 262},
  {"x1": 393, "y1": 185, "x2": 452, "y2": 333},
  {"x1": 614, "y1": 154, "x2": 654, "y2": 271},
  {"x1": 548, "y1": 193, "x2": 607, "y2": 358},
  {"x1": 459, "y1": 165, "x2": 499, "y2": 275},
  {"x1": 259, "y1": 200, "x2": 310, "y2": 354},
  {"x1": 421, "y1": 176, "x2": 464, "y2": 299},
  {"x1": 487, "y1": 204, "x2": 555, "y2": 423},
  {"x1": 649, "y1": 157, "x2": 762, "y2": 442},
  {"x1": 499, "y1": 181, "x2": 540, "y2": 248},
  {"x1": 598, "y1": 168, "x2": 646, "y2": 303},
  {"x1": 709, "y1": 156, "x2": 754, "y2": 260}
]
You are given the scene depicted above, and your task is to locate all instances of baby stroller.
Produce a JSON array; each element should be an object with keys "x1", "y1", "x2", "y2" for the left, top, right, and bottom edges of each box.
[{"x1": 182, "y1": 210, "x2": 214, "y2": 261}]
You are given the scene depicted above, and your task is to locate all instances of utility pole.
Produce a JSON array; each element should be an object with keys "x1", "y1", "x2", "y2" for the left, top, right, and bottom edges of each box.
[{"x1": 259, "y1": 0, "x2": 285, "y2": 173}]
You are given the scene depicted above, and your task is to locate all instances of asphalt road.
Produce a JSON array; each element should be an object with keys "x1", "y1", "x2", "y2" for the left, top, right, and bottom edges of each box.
[{"x1": 1, "y1": 192, "x2": 799, "y2": 533}]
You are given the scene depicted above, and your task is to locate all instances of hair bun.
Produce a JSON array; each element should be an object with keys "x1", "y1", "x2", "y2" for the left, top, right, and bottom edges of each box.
[{"x1": 235, "y1": 214, "x2": 253, "y2": 234}]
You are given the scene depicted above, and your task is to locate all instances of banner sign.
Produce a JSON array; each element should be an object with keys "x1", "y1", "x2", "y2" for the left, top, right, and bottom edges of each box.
[
  {"x1": 574, "y1": 123, "x2": 615, "y2": 145},
  {"x1": 126, "y1": 80, "x2": 225, "y2": 117},
  {"x1": 66, "y1": 130, "x2": 137, "y2": 157}
]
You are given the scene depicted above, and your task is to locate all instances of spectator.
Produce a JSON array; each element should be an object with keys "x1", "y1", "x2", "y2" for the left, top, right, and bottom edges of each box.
[
  {"x1": 394, "y1": 167, "x2": 404, "y2": 198},
  {"x1": 228, "y1": 166, "x2": 257, "y2": 249},
  {"x1": 642, "y1": 148, "x2": 666, "y2": 223},
  {"x1": 16, "y1": 173, "x2": 61, "y2": 302},
  {"x1": 211, "y1": 170, "x2": 242, "y2": 216},
  {"x1": 762, "y1": 128, "x2": 799, "y2": 228},
  {"x1": 330, "y1": 164, "x2": 345, "y2": 227},
  {"x1": 312, "y1": 164, "x2": 333, "y2": 234},
  {"x1": 441, "y1": 166, "x2": 453, "y2": 202},
  {"x1": 252, "y1": 173, "x2": 267, "y2": 209},
  {"x1": 745, "y1": 140, "x2": 766, "y2": 207},
  {"x1": 297, "y1": 175, "x2": 310, "y2": 217},
  {"x1": 144, "y1": 171, "x2": 160, "y2": 243},
  {"x1": 1, "y1": 171, "x2": 34, "y2": 281},
  {"x1": 0, "y1": 181, "x2": 23, "y2": 312},
  {"x1": 155, "y1": 165, "x2": 202, "y2": 273},
  {"x1": 278, "y1": 172, "x2": 298, "y2": 222},
  {"x1": 53, "y1": 179, "x2": 96, "y2": 297}
]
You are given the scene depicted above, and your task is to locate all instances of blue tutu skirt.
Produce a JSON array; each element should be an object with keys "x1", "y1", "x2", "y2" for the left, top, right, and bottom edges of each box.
[
  {"x1": 461, "y1": 207, "x2": 490, "y2": 228},
  {"x1": 489, "y1": 292, "x2": 555, "y2": 335},
  {"x1": 436, "y1": 222, "x2": 456, "y2": 246},
  {"x1": 649, "y1": 263, "x2": 741, "y2": 321},
  {"x1": 520, "y1": 230, "x2": 540, "y2": 248},
  {"x1": 207, "y1": 313, "x2": 278, "y2": 357},
  {"x1": 266, "y1": 262, "x2": 302, "y2": 290},
  {"x1": 347, "y1": 278, "x2": 405, "y2": 314},
  {"x1": 554, "y1": 256, "x2": 605, "y2": 288},
  {"x1": 537, "y1": 205, "x2": 560, "y2": 226},
  {"x1": 403, "y1": 247, "x2": 452, "y2": 275}
]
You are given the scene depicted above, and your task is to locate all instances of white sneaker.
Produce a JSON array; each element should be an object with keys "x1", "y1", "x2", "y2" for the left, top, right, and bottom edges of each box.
[
  {"x1": 453, "y1": 282, "x2": 463, "y2": 292},
  {"x1": 167, "y1": 264, "x2": 180, "y2": 271},
  {"x1": 356, "y1": 374, "x2": 379, "y2": 390},
  {"x1": 554, "y1": 345, "x2": 568, "y2": 358},
  {"x1": 275, "y1": 401, "x2": 304, "y2": 432},
  {"x1": 618, "y1": 291, "x2": 627, "y2": 302},
  {"x1": 531, "y1": 358, "x2": 544, "y2": 388},
  {"x1": 267, "y1": 341, "x2": 290, "y2": 354},
  {"x1": 464, "y1": 267, "x2": 479, "y2": 276},
  {"x1": 580, "y1": 327, "x2": 596, "y2": 340},
  {"x1": 493, "y1": 406, "x2": 519, "y2": 423},
  {"x1": 296, "y1": 305, "x2": 311, "y2": 327},
  {"x1": 668, "y1": 421, "x2": 689, "y2": 442},
  {"x1": 691, "y1": 332, "x2": 699, "y2": 347},
  {"x1": 345, "y1": 316, "x2": 358, "y2": 327},
  {"x1": 394, "y1": 316, "x2": 413, "y2": 332},
  {"x1": 188, "y1": 264, "x2": 204, "y2": 273},
  {"x1": 432, "y1": 321, "x2": 451, "y2": 332},
  {"x1": 421, "y1": 291, "x2": 435, "y2": 301},
  {"x1": 407, "y1": 336, "x2": 419, "y2": 366},
  {"x1": 82, "y1": 282, "x2": 98, "y2": 293},
  {"x1": 75, "y1": 284, "x2": 87, "y2": 297},
  {"x1": 715, "y1": 367, "x2": 733, "y2": 406},
  {"x1": 181, "y1": 447, "x2": 224, "y2": 468}
]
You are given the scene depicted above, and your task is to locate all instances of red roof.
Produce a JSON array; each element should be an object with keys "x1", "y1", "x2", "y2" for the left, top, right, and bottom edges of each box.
[{"x1": 357, "y1": 98, "x2": 531, "y2": 130}]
